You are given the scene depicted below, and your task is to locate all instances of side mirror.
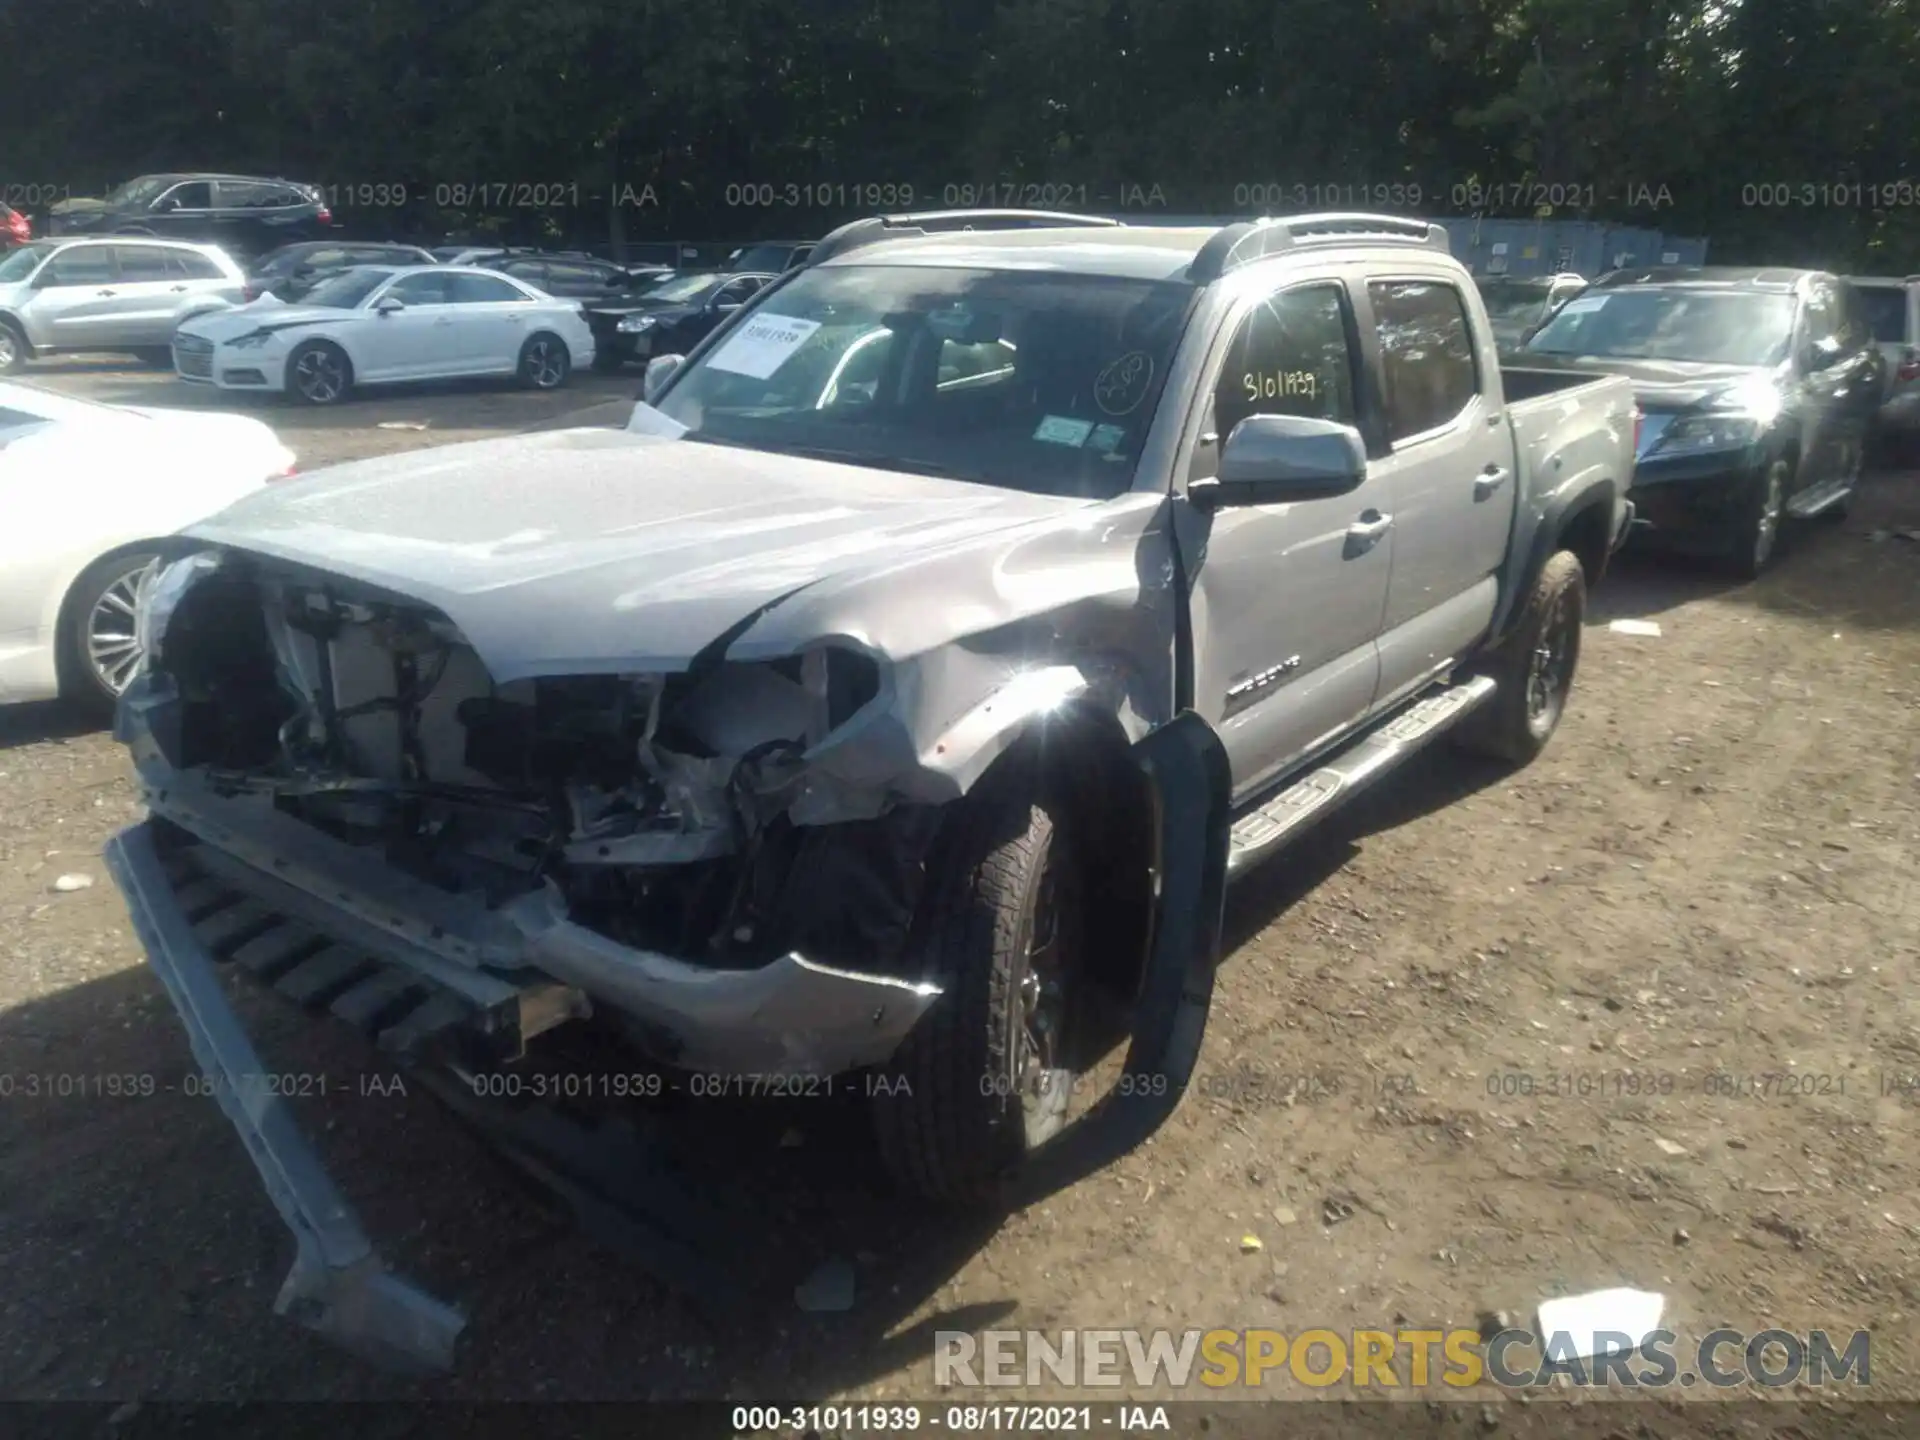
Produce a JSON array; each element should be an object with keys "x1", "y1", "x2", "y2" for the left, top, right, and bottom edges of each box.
[
  {"x1": 374, "y1": 295, "x2": 406, "y2": 315},
  {"x1": 643, "y1": 353, "x2": 685, "y2": 402},
  {"x1": 1188, "y1": 414, "x2": 1367, "y2": 509}
]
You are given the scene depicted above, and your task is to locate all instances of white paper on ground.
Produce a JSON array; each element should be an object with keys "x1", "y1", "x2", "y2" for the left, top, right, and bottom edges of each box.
[
  {"x1": 1608, "y1": 618, "x2": 1663, "y2": 637},
  {"x1": 706, "y1": 314, "x2": 822, "y2": 379},
  {"x1": 1535, "y1": 1287, "x2": 1665, "y2": 1360}
]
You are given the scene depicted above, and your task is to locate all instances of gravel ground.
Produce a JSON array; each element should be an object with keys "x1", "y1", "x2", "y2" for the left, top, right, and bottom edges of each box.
[{"x1": 1, "y1": 364, "x2": 1917, "y2": 1430}]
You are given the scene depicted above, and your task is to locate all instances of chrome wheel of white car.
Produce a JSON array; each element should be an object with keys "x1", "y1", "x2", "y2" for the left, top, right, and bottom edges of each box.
[
  {"x1": 520, "y1": 334, "x2": 570, "y2": 389},
  {"x1": 288, "y1": 341, "x2": 352, "y2": 405},
  {"x1": 63, "y1": 551, "x2": 162, "y2": 711},
  {"x1": 0, "y1": 320, "x2": 25, "y2": 373}
]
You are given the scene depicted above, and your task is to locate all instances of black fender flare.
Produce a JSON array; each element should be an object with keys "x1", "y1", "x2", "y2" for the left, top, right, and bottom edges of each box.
[
  {"x1": 1490, "y1": 474, "x2": 1619, "y2": 649},
  {"x1": 1001, "y1": 709, "x2": 1231, "y2": 1209}
]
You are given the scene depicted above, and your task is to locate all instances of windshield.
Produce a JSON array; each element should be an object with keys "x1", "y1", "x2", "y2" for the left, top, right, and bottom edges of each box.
[
  {"x1": 1525, "y1": 287, "x2": 1797, "y2": 366},
  {"x1": 644, "y1": 273, "x2": 727, "y2": 304},
  {"x1": 1856, "y1": 285, "x2": 1910, "y2": 343},
  {"x1": 0, "y1": 242, "x2": 57, "y2": 283},
  {"x1": 301, "y1": 267, "x2": 396, "y2": 308},
  {"x1": 105, "y1": 176, "x2": 172, "y2": 208},
  {"x1": 651, "y1": 263, "x2": 1195, "y2": 499}
]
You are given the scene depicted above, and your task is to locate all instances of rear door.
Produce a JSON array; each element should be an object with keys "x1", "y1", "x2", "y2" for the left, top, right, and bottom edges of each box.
[
  {"x1": 1183, "y1": 274, "x2": 1390, "y2": 799},
  {"x1": 1357, "y1": 272, "x2": 1515, "y2": 709},
  {"x1": 442, "y1": 271, "x2": 536, "y2": 372},
  {"x1": 105, "y1": 243, "x2": 185, "y2": 344}
]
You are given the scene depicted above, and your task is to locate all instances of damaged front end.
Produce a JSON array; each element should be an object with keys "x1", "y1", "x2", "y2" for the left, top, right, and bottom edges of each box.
[{"x1": 121, "y1": 547, "x2": 955, "y2": 1077}]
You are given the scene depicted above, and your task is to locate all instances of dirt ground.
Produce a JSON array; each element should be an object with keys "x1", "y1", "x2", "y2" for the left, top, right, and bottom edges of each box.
[{"x1": 2, "y1": 365, "x2": 1918, "y2": 1431}]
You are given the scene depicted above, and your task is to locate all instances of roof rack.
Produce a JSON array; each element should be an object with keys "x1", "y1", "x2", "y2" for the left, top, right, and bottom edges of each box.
[
  {"x1": 807, "y1": 209, "x2": 1123, "y2": 266},
  {"x1": 1188, "y1": 212, "x2": 1449, "y2": 282}
]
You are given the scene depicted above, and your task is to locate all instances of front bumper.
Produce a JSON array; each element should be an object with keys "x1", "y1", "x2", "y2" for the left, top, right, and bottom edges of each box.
[
  {"x1": 119, "y1": 677, "x2": 941, "y2": 1077},
  {"x1": 104, "y1": 821, "x2": 467, "y2": 1372},
  {"x1": 1625, "y1": 452, "x2": 1755, "y2": 548}
]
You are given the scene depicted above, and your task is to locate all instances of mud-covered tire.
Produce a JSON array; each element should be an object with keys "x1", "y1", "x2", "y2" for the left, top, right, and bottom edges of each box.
[
  {"x1": 1453, "y1": 550, "x2": 1586, "y2": 766},
  {"x1": 0, "y1": 318, "x2": 28, "y2": 373},
  {"x1": 872, "y1": 762, "x2": 1087, "y2": 1204}
]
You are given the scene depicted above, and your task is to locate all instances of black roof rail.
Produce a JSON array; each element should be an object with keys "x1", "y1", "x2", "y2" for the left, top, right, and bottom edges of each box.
[
  {"x1": 807, "y1": 209, "x2": 1123, "y2": 265},
  {"x1": 1188, "y1": 212, "x2": 1450, "y2": 283}
]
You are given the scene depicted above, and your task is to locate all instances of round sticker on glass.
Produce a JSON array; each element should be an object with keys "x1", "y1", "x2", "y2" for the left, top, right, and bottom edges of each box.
[{"x1": 1095, "y1": 352, "x2": 1154, "y2": 416}]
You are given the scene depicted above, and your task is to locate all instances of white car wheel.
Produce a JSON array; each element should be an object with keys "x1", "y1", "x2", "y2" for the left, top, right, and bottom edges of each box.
[
  {"x1": 519, "y1": 333, "x2": 571, "y2": 389},
  {"x1": 64, "y1": 552, "x2": 161, "y2": 710},
  {"x1": 287, "y1": 341, "x2": 352, "y2": 405},
  {"x1": 0, "y1": 320, "x2": 26, "y2": 373}
]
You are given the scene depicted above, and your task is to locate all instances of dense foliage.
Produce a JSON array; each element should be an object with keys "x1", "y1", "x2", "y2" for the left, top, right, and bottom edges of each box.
[{"x1": 4, "y1": 0, "x2": 1917, "y2": 267}]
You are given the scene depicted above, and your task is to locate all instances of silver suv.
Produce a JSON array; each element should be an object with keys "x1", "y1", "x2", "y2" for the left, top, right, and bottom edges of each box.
[
  {"x1": 1848, "y1": 274, "x2": 1920, "y2": 440},
  {"x1": 0, "y1": 237, "x2": 246, "y2": 372}
]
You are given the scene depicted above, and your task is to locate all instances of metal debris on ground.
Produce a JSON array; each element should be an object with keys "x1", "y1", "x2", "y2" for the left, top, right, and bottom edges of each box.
[{"x1": 1533, "y1": 1287, "x2": 1665, "y2": 1360}]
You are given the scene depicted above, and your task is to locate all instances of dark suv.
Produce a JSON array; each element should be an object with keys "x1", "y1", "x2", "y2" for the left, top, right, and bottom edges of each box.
[
  {"x1": 46, "y1": 174, "x2": 333, "y2": 258},
  {"x1": 245, "y1": 241, "x2": 438, "y2": 302},
  {"x1": 1519, "y1": 266, "x2": 1884, "y2": 576}
]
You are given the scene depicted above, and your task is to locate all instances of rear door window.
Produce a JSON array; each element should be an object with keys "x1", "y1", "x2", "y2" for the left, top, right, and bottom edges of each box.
[
  {"x1": 157, "y1": 180, "x2": 213, "y2": 210},
  {"x1": 111, "y1": 245, "x2": 173, "y2": 281},
  {"x1": 386, "y1": 271, "x2": 457, "y2": 305},
  {"x1": 1366, "y1": 280, "x2": 1480, "y2": 441},
  {"x1": 446, "y1": 272, "x2": 526, "y2": 304}
]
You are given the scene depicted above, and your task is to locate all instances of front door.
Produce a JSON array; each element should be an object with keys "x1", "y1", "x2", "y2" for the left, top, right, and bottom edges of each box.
[
  {"x1": 1183, "y1": 276, "x2": 1391, "y2": 802},
  {"x1": 360, "y1": 271, "x2": 457, "y2": 379},
  {"x1": 1357, "y1": 275, "x2": 1516, "y2": 708},
  {"x1": 29, "y1": 246, "x2": 125, "y2": 350}
]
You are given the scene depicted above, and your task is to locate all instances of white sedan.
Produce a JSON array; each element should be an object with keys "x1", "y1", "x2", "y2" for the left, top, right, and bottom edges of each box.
[
  {"x1": 0, "y1": 380, "x2": 295, "y2": 709},
  {"x1": 171, "y1": 264, "x2": 596, "y2": 405}
]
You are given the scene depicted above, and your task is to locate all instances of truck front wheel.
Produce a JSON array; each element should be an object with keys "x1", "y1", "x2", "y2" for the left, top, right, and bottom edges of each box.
[
  {"x1": 872, "y1": 767, "x2": 1089, "y2": 1204},
  {"x1": 1454, "y1": 549, "x2": 1586, "y2": 765}
]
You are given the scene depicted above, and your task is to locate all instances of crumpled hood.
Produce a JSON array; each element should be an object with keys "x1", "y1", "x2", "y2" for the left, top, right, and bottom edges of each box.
[
  {"x1": 178, "y1": 301, "x2": 344, "y2": 342},
  {"x1": 1518, "y1": 352, "x2": 1779, "y2": 414},
  {"x1": 182, "y1": 427, "x2": 1093, "y2": 679}
]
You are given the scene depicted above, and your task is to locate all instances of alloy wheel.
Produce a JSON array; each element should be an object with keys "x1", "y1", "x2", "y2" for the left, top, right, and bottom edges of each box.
[
  {"x1": 1752, "y1": 461, "x2": 1787, "y2": 569},
  {"x1": 293, "y1": 349, "x2": 345, "y2": 403},
  {"x1": 527, "y1": 340, "x2": 566, "y2": 387},
  {"x1": 86, "y1": 559, "x2": 158, "y2": 698}
]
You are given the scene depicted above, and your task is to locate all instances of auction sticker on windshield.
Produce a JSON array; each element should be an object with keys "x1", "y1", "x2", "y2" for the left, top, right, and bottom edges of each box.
[
  {"x1": 1555, "y1": 296, "x2": 1609, "y2": 317},
  {"x1": 708, "y1": 314, "x2": 823, "y2": 379}
]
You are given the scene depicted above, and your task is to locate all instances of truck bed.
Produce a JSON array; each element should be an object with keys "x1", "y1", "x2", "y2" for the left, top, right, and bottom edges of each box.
[{"x1": 1499, "y1": 365, "x2": 1619, "y2": 405}]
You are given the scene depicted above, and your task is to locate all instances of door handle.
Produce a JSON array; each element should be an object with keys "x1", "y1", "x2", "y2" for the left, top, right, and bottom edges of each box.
[
  {"x1": 169, "y1": 285, "x2": 187, "y2": 293},
  {"x1": 1474, "y1": 465, "x2": 1511, "y2": 500},
  {"x1": 96, "y1": 289, "x2": 117, "y2": 297},
  {"x1": 1344, "y1": 511, "x2": 1393, "y2": 555}
]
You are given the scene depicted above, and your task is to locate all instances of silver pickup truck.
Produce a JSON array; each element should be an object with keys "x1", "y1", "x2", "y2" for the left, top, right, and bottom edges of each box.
[{"x1": 105, "y1": 210, "x2": 1636, "y2": 1370}]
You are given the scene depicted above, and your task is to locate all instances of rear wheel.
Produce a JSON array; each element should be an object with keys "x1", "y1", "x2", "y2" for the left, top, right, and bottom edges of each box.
[
  {"x1": 1454, "y1": 550, "x2": 1586, "y2": 766},
  {"x1": 519, "y1": 332, "x2": 571, "y2": 389},
  {"x1": 872, "y1": 764, "x2": 1091, "y2": 1203},
  {"x1": 60, "y1": 549, "x2": 162, "y2": 714},
  {"x1": 286, "y1": 339, "x2": 352, "y2": 405},
  {"x1": 0, "y1": 318, "x2": 26, "y2": 373}
]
